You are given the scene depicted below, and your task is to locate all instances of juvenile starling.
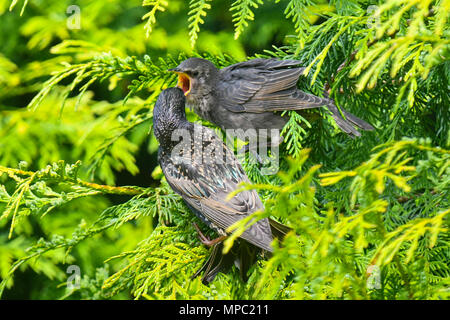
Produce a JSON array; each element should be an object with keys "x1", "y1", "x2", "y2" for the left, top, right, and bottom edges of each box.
[
  {"x1": 153, "y1": 87, "x2": 290, "y2": 283},
  {"x1": 169, "y1": 57, "x2": 374, "y2": 138}
]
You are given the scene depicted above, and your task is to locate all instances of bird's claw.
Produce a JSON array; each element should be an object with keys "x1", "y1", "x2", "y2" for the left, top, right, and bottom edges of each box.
[{"x1": 193, "y1": 223, "x2": 227, "y2": 247}]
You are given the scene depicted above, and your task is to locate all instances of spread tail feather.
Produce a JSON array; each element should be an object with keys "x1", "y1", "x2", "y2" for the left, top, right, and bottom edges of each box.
[{"x1": 326, "y1": 102, "x2": 374, "y2": 137}]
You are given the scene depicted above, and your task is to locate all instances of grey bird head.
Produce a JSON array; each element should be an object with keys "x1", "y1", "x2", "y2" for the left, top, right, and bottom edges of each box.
[
  {"x1": 153, "y1": 87, "x2": 187, "y2": 146},
  {"x1": 168, "y1": 58, "x2": 219, "y2": 98}
]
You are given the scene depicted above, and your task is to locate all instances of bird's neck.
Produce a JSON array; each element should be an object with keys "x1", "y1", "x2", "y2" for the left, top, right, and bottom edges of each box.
[
  {"x1": 154, "y1": 116, "x2": 193, "y2": 151},
  {"x1": 186, "y1": 88, "x2": 217, "y2": 123}
]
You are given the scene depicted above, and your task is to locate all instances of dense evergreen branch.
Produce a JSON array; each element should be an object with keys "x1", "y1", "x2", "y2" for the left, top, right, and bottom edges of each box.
[{"x1": 0, "y1": 165, "x2": 145, "y2": 196}]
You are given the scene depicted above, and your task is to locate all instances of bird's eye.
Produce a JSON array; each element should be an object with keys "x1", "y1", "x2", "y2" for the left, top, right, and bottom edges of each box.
[{"x1": 191, "y1": 70, "x2": 199, "y2": 77}]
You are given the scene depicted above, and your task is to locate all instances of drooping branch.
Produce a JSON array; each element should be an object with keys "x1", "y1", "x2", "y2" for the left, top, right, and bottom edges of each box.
[{"x1": 0, "y1": 165, "x2": 146, "y2": 196}]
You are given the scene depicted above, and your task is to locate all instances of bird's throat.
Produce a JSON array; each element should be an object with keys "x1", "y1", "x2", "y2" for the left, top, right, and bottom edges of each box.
[{"x1": 177, "y1": 73, "x2": 191, "y2": 96}]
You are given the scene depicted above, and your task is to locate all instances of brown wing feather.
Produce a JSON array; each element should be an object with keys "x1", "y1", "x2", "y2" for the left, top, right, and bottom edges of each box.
[{"x1": 159, "y1": 126, "x2": 273, "y2": 251}]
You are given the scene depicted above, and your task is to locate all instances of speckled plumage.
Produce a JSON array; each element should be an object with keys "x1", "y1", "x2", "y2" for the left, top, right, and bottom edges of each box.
[
  {"x1": 153, "y1": 88, "x2": 292, "y2": 282},
  {"x1": 171, "y1": 57, "x2": 374, "y2": 137},
  {"x1": 154, "y1": 87, "x2": 274, "y2": 252}
]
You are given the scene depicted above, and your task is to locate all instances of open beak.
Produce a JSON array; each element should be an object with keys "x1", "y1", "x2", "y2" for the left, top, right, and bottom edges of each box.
[{"x1": 168, "y1": 68, "x2": 191, "y2": 96}]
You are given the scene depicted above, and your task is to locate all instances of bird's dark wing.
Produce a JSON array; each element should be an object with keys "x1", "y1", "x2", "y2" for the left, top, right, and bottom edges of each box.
[
  {"x1": 159, "y1": 126, "x2": 273, "y2": 251},
  {"x1": 218, "y1": 58, "x2": 328, "y2": 113},
  {"x1": 218, "y1": 58, "x2": 374, "y2": 136}
]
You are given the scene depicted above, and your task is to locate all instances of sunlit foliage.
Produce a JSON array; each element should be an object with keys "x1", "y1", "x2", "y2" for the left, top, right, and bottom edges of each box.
[{"x1": 0, "y1": 0, "x2": 448, "y2": 299}]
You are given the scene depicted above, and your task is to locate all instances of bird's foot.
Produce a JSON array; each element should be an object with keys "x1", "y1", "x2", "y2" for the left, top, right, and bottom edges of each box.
[
  {"x1": 193, "y1": 223, "x2": 227, "y2": 247},
  {"x1": 201, "y1": 235, "x2": 228, "y2": 247}
]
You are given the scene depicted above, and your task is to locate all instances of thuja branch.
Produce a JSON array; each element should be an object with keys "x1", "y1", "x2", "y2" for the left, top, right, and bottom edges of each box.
[
  {"x1": 0, "y1": 214, "x2": 117, "y2": 298},
  {"x1": 77, "y1": 180, "x2": 144, "y2": 195},
  {"x1": 0, "y1": 164, "x2": 146, "y2": 196}
]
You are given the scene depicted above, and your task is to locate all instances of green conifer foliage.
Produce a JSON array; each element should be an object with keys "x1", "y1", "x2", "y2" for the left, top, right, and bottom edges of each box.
[{"x1": 0, "y1": 0, "x2": 448, "y2": 299}]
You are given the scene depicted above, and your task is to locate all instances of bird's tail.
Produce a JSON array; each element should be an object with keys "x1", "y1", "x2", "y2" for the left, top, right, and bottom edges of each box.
[
  {"x1": 325, "y1": 100, "x2": 374, "y2": 137},
  {"x1": 193, "y1": 218, "x2": 291, "y2": 284},
  {"x1": 268, "y1": 217, "x2": 292, "y2": 240},
  {"x1": 192, "y1": 240, "x2": 259, "y2": 284}
]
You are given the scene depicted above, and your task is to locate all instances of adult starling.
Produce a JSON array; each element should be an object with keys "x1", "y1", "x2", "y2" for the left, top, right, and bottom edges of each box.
[
  {"x1": 169, "y1": 57, "x2": 374, "y2": 138},
  {"x1": 153, "y1": 87, "x2": 290, "y2": 283}
]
